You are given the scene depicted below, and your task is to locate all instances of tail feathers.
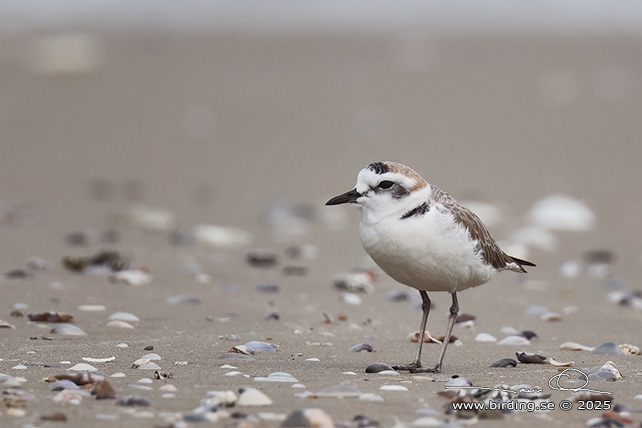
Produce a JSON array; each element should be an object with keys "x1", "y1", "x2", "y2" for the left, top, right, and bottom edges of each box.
[{"x1": 510, "y1": 256, "x2": 536, "y2": 273}]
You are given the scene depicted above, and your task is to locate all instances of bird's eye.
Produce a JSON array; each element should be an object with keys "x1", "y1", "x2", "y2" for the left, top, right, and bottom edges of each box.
[{"x1": 377, "y1": 180, "x2": 394, "y2": 189}]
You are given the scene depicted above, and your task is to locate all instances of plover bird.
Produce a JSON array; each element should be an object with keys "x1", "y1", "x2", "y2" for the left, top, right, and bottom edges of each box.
[{"x1": 326, "y1": 161, "x2": 535, "y2": 372}]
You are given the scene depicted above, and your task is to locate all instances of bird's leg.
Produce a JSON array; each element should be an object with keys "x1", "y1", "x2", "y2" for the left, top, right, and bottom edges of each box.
[
  {"x1": 393, "y1": 291, "x2": 431, "y2": 371},
  {"x1": 424, "y1": 292, "x2": 459, "y2": 373}
]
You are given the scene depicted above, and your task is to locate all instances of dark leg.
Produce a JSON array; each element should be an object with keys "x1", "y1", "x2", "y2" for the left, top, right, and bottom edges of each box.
[
  {"x1": 430, "y1": 292, "x2": 459, "y2": 372},
  {"x1": 393, "y1": 291, "x2": 431, "y2": 371}
]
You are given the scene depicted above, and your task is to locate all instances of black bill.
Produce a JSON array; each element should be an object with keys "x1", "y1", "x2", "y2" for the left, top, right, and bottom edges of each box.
[{"x1": 325, "y1": 188, "x2": 362, "y2": 205}]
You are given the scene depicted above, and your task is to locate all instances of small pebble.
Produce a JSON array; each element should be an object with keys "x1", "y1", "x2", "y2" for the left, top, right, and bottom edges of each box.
[
  {"x1": 591, "y1": 343, "x2": 624, "y2": 356},
  {"x1": 490, "y1": 358, "x2": 518, "y2": 368},
  {"x1": 365, "y1": 363, "x2": 394, "y2": 374},
  {"x1": 115, "y1": 395, "x2": 151, "y2": 407},
  {"x1": 516, "y1": 351, "x2": 547, "y2": 364},
  {"x1": 40, "y1": 412, "x2": 67, "y2": 421},
  {"x1": 246, "y1": 249, "x2": 278, "y2": 268},
  {"x1": 349, "y1": 343, "x2": 374, "y2": 352}
]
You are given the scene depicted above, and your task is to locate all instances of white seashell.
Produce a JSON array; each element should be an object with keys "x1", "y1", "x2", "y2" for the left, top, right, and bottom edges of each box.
[
  {"x1": 109, "y1": 312, "x2": 140, "y2": 323},
  {"x1": 560, "y1": 260, "x2": 584, "y2": 278},
  {"x1": 138, "y1": 378, "x2": 153, "y2": 384},
  {"x1": 161, "y1": 393, "x2": 175, "y2": 399},
  {"x1": 140, "y1": 353, "x2": 161, "y2": 360},
  {"x1": 135, "y1": 362, "x2": 161, "y2": 370},
  {"x1": 559, "y1": 342, "x2": 594, "y2": 352},
  {"x1": 110, "y1": 269, "x2": 152, "y2": 286},
  {"x1": 225, "y1": 371, "x2": 249, "y2": 377},
  {"x1": 82, "y1": 356, "x2": 115, "y2": 363},
  {"x1": 546, "y1": 358, "x2": 574, "y2": 367},
  {"x1": 528, "y1": 194, "x2": 595, "y2": 231},
  {"x1": 67, "y1": 363, "x2": 97, "y2": 372},
  {"x1": 203, "y1": 390, "x2": 238, "y2": 407},
  {"x1": 50, "y1": 323, "x2": 86, "y2": 336},
  {"x1": 305, "y1": 358, "x2": 320, "y2": 362},
  {"x1": 76, "y1": 305, "x2": 106, "y2": 312},
  {"x1": 359, "y1": 393, "x2": 385, "y2": 402},
  {"x1": 219, "y1": 364, "x2": 237, "y2": 369},
  {"x1": 243, "y1": 341, "x2": 279, "y2": 352},
  {"x1": 500, "y1": 326, "x2": 518, "y2": 335},
  {"x1": 379, "y1": 385, "x2": 408, "y2": 391},
  {"x1": 237, "y1": 388, "x2": 273, "y2": 406},
  {"x1": 340, "y1": 292, "x2": 363, "y2": 305},
  {"x1": 291, "y1": 383, "x2": 306, "y2": 388},
  {"x1": 540, "y1": 312, "x2": 562, "y2": 322},
  {"x1": 106, "y1": 320, "x2": 135, "y2": 329},
  {"x1": 116, "y1": 343, "x2": 129, "y2": 348},
  {"x1": 333, "y1": 272, "x2": 375, "y2": 294},
  {"x1": 159, "y1": 384, "x2": 177, "y2": 392},
  {"x1": 475, "y1": 333, "x2": 497, "y2": 342},
  {"x1": 12, "y1": 365, "x2": 27, "y2": 370},
  {"x1": 497, "y1": 336, "x2": 531, "y2": 346},
  {"x1": 111, "y1": 372, "x2": 126, "y2": 378},
  {"x1": 254, "y1": 372, "x2": 298, "y2": 383},
  {"x1": 193, "y1": 224, "x2": 253, "y2": 250},
  {"x1": 408, "y1": 331, "x2": 442, "y2": 344},
  {"x1": 619, "y1": 344, "x2": 640, "y2": 355},
  {"x1": 129, "y1": 205, "x2": 176, "y2": 232}
]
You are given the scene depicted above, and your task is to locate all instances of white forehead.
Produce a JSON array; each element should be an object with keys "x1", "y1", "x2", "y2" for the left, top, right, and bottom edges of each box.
[{"x1": 355, "y1": 167, "x2": 419, "y2": 192}]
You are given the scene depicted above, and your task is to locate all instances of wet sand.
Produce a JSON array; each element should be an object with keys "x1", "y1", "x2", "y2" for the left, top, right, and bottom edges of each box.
[{"x1": 0, "y1": 30, "x2": 641, "y2": 427}]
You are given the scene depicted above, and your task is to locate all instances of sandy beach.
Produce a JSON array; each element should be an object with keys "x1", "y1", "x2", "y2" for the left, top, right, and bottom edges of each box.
[{"x1": 0, "y1": 24, "x2": 641, "y2": 428}]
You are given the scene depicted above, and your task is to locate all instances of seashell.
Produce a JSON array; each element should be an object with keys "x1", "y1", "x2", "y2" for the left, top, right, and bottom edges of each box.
[
  {"x1": 408, "y1": 331, "x2": 457, "y2": 344},
  {"x1": 52, "y1": 389, "x2": 86, "y2": 404},
  {"x1": 618, "y1": 343, "x2": 639, "y2": 355},
  {"x1": 540, "y1": 312, "x2": 562, "y2": 322},
  {"x1": 109, "y1": 312, "x2": 140, "y2": 323},
  {"x1": 91, "y1": 380, "x2": 116, "y2": 399},
  {"x1": 76, "y1": 305, "x2": 106, "y2": 312},
  {"x1": 82, "y1": 356, "x2": 115, "y2": 363},
  {"x1": 490, "y1": 358, "x2": 517, "y2": 368},
  {"x1": 159, "y1": 384, "x2": 177, "y2": 392},
  {"x1": 28, "y1": 311, "x2": 73, "y2": 323},
  {"x1": 365, "y1": 363, "x2": 395, "y2": 374},
  {"x1": 528, "y1": 194, "x2": 595, "y2": 231},
  {"x1": 516, "y1": 351, "x2": 547, "y2": 364},
  {"x1": 246, "y1": 250, "x2": 278, "y2": 268},
  {"x1": 227, "y1": 345, "x2": 254, "y2": 356},
  {"x1": 111, "y1": 372, "x2": 126, "y2": 378},
  {"x1": 138, "y1": 378, "x2": 153, "y2": 384},
  {"x1": 0, "y1": 320, "x2": 16, "y2": 329},
  {"x1": 166, "y1": 294, "x2": 202, "y2": 305},
  {"x1": 524, "y1": 305, "x2": 550, "y2": 316},
  {"x1": 349, "y1": 343, "x2": 374, "y2": 352},
  {"x1": 560, "y1": 342, "x2": 594, "y2": 352},
  {"x1": 282, "y1": 408, "x2": 334, "y2": 428},
  {"x1": 115, "y1": 395, "x2": 151, "y2": 407},
  {"x1": 236, "y1": 387, "x2": 273, "y2": 406},
  {"x1": 243, "y1": 341, "x2": 279, "y2": 353},
  {"x1": 110, "y1": 269, "x2": 152, "y2": 286},
  {"x1": 333, "y1": 272, "x2": 375, "y2": 294},
  {"x1": 509, "y1": 225, "x2": 558, "y2": 252},
  {"x1": 50, "y1": 380, "x2": 80, "y2": 390},
  {"x1": 316, "y1": 384, "x2": 362, "y2": 397},
  {"x1": 359, "y1": 393, "x2": 385, "y2": 401},
  {"x1": 254, "y1": 372, "x2": 298, "y2": 383},
  {"x1": 587, "y1": 361, "x2": 622, "y2": 382},
  {"x1": 55, "y1": 372, "x2": 104, "y2": 385},
  {"x1": 193, "y1": 224, "x2": 253, "y2": 250},
  {"x1": 255, "y1": 283, "x2": 280, "y2": 293},
  {"x1": 67, "y1": 363, "x2": 97, "y2": 372},
  {"x1": 497, "y1": 335, "x2": 530, "y2": 346},
  {"x1": 546, "y1": 358, "x2": 574, "y2": 367},
  {"x1": 591, "y1": 343, "x2": 624, "y2": 356},
  {"x1": 129, "y1": 205, "x2": 176, "y2": 232},
  {"x1": 340, "y1": 292, "x2": 363, "y2": 305},
  {"x1": 106, "y1": 320, "x2": 135, "y2": 329},
  {"x1": 500, "y1": 326, "x2": 518, "y2": 335},
  {"x1": 379, "y1": 385, "x2": 408, "y2": 391},
  {"x1": 305, "y1": 358, "x2": 320, "y2": 362},
  {"x1": 475, "y1": 333, "x2": 497, "y2": 342}
]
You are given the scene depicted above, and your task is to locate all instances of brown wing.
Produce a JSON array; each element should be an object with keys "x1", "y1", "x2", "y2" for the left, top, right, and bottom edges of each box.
[{"x1": 431, "y1": 185, "x2": 533, "y2": 272}]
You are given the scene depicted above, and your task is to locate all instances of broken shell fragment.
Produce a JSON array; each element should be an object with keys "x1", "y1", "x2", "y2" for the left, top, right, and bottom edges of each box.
[
  {"x1": 516, "y1": 351, "x2": 547, "y2": 364},
  {"x1": 408, "y1": 331, "x2": 457, "y2": 344},
  {"x1": 490, "y1": 358, "x2": 517, "y2": 368},
  {"x1": 560, "y1": 342, "x2": 594, "y2": 352}
]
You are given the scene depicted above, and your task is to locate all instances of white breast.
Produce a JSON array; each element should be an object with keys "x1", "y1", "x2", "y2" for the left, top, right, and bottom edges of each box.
[{"x1": 359, "y1": 204, "x2": 495, "y2": 293}]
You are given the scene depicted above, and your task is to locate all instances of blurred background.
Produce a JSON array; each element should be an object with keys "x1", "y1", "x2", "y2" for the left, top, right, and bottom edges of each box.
[{"x1": 1, "y1": 0, "x2": 640, "y2": 276}]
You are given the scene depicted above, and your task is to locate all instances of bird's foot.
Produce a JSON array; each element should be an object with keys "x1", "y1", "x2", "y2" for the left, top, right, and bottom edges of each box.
[{"x1": 392, "y1": 363, "x2": 441, "y2": 373}]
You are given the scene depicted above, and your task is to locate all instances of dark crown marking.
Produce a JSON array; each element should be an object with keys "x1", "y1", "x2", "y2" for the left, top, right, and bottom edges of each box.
[
  {"x1": 367, "y1": 162, "x2": 389, "y2": 175},
  {"x1": 400, "y1": 201, "x2": 430, "y2": 220}
]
